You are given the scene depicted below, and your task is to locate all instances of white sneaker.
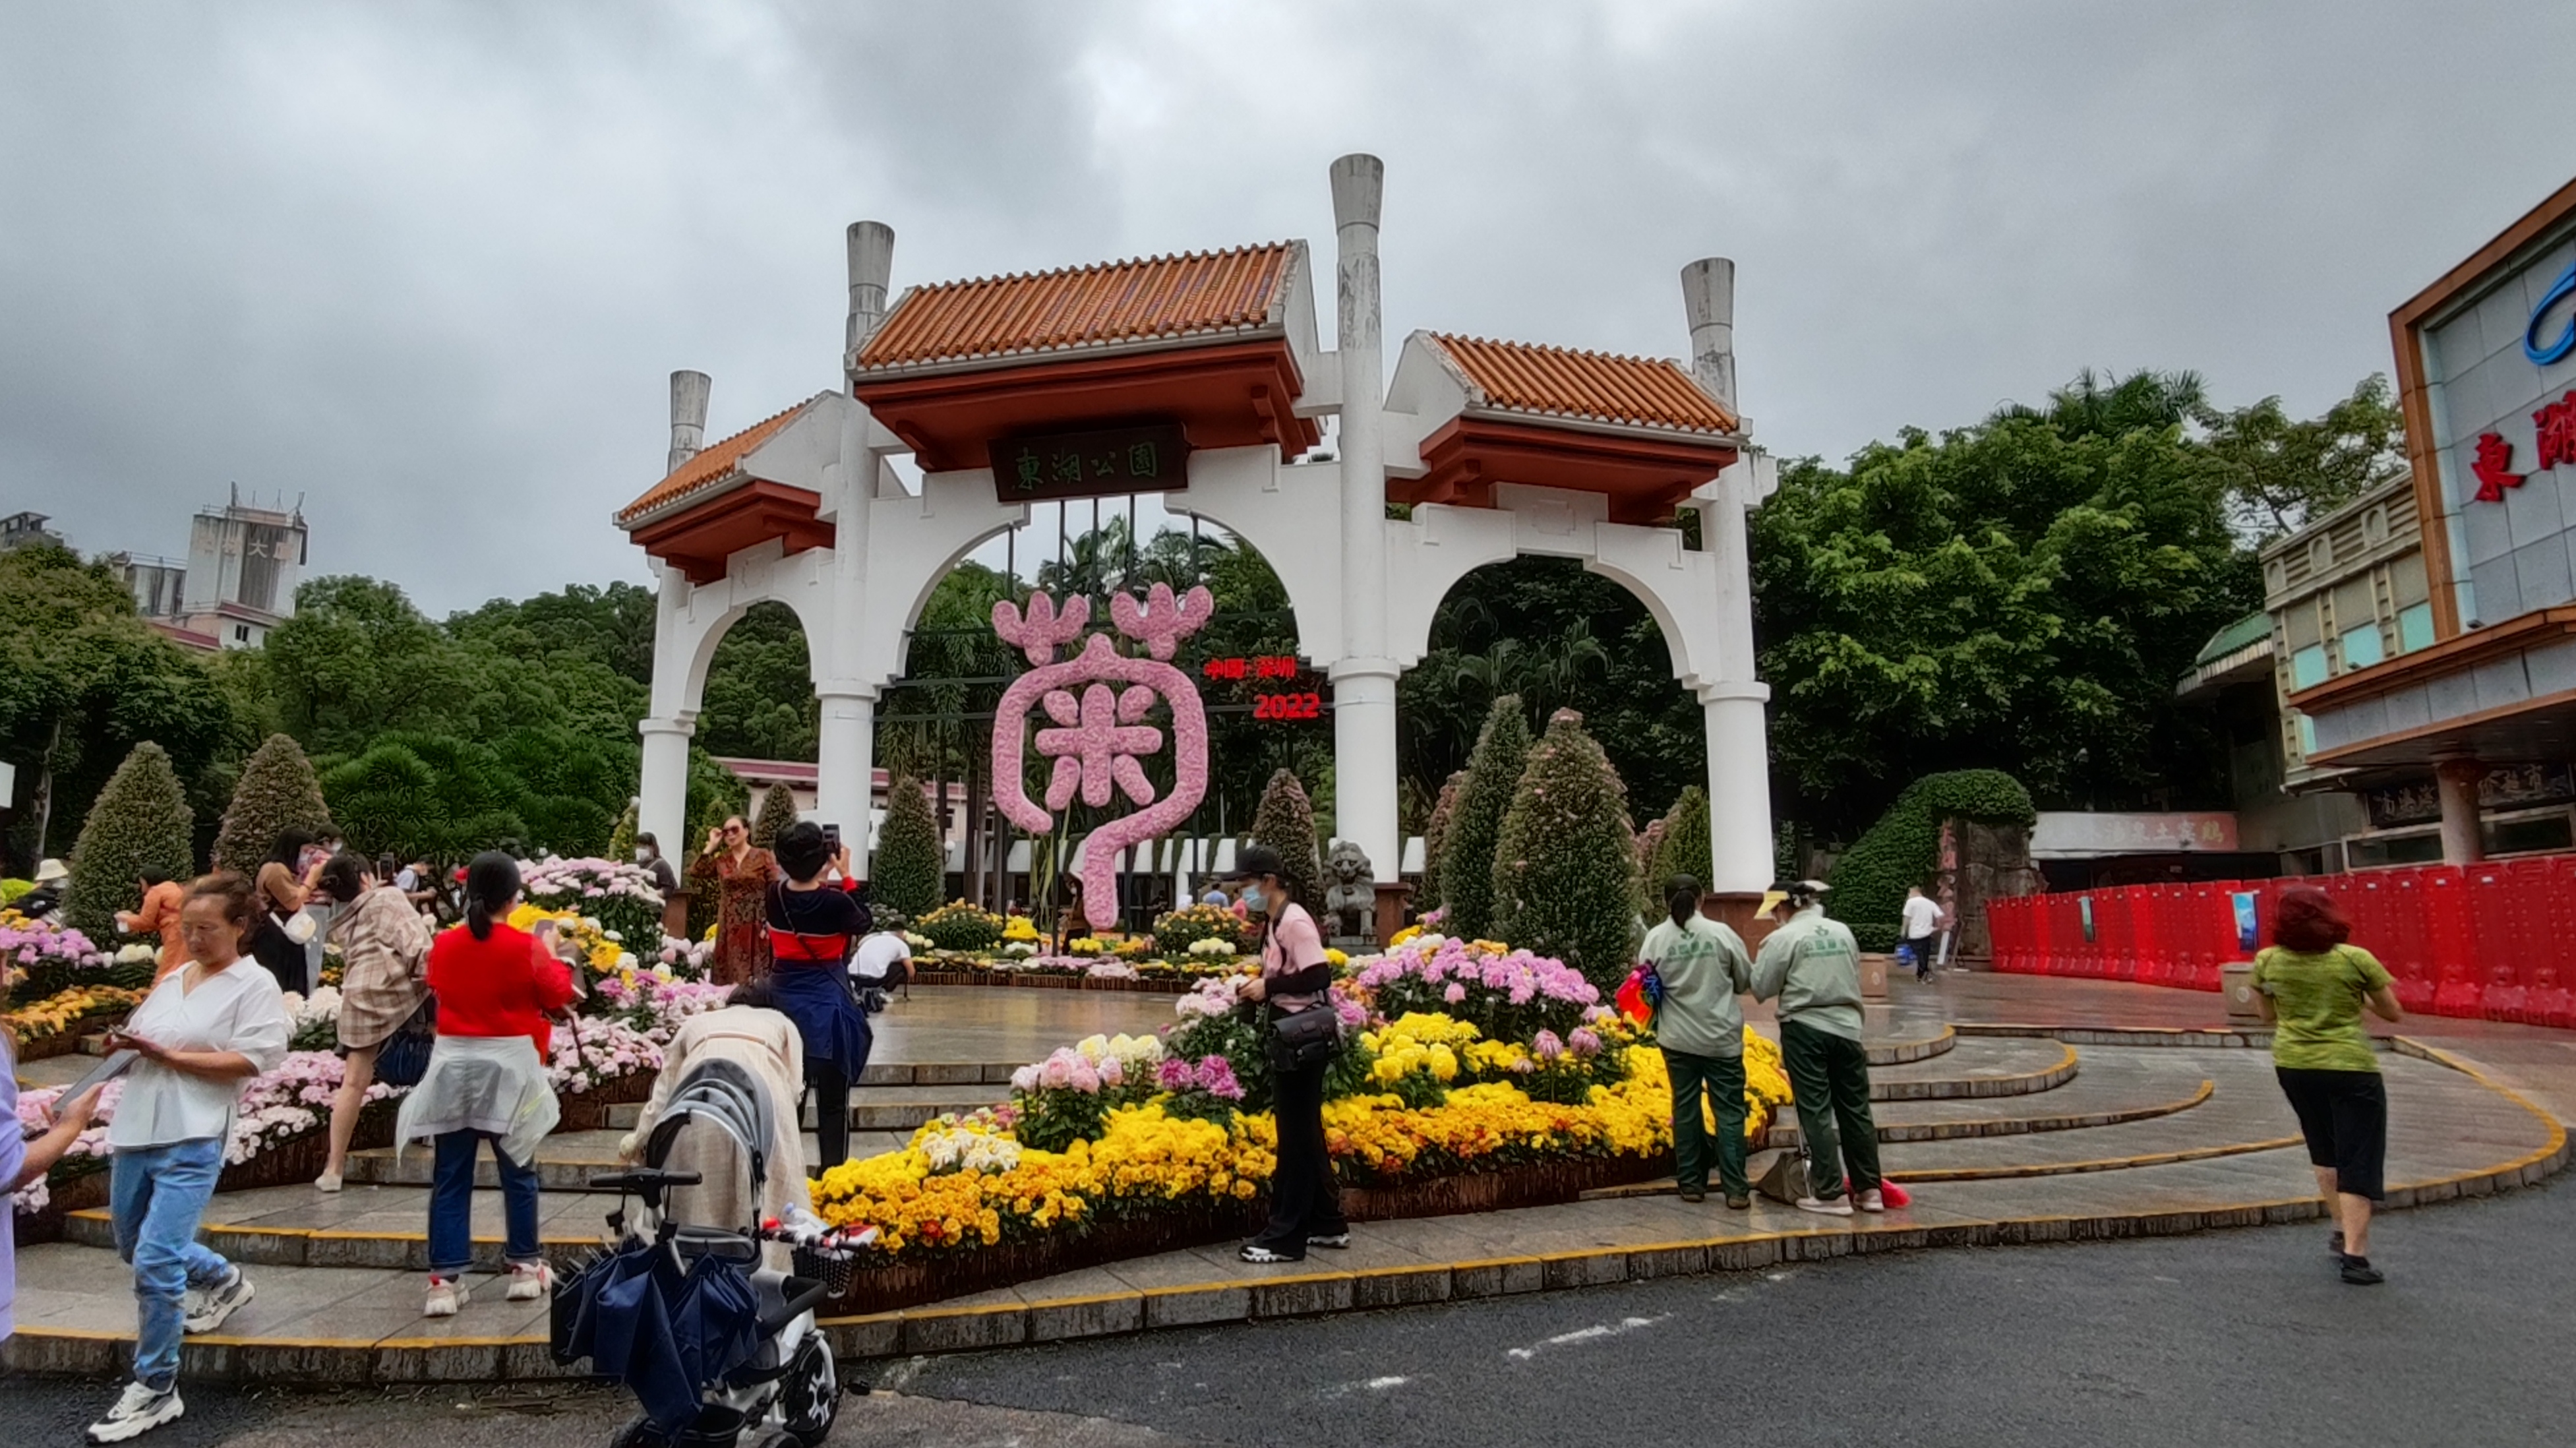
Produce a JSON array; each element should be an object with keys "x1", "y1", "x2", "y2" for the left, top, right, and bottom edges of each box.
[
  {"x1": 86, "y1": 1381, "x2": 184, "y2": 1443},
  {"x1": 423, "y1": 1277, "x2": 469, "y2": 1317},
  {"x1": 182, "y1": 1265, "x2": 253, "y2": 1334},
  {"x1": 314, "y1": 1170, "x2": 344, "y2": 1193},
  {"x1": 506, "y1": 1261, "x2": 554, "y2": 1302},
  {"x1": 1857, "y1": 1188, "x2": 1886, "y2": 1213},
  {"x1": 1795, "y1": 1195, "x2": 1855, "y2": 1217}
]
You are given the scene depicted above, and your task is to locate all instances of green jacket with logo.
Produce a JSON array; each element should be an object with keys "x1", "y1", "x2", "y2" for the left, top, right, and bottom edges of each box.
[{"x1": 1751, "y1": 905, "x2": 1867, "y2": 1041}]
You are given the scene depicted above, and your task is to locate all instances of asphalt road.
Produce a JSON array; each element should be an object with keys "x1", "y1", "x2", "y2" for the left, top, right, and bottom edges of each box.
[{"x1": 6, "y1": 1180, "x2": 2567, "y2": 1447}]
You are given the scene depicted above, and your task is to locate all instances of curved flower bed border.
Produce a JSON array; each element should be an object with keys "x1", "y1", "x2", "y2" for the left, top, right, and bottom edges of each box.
[{"x1": 826, "y1": 1148, "x2": 1671, "y2": 1315}]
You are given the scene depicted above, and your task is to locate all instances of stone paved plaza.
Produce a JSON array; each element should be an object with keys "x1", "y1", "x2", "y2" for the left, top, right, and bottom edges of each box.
[{"x1": 8, "y1": 973, "x2": 2567, "y2": 1384}]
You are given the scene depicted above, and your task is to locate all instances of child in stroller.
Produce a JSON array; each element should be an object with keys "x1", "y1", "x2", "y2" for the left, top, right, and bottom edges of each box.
[{"x1": 554, "y1": 1054, "x2": 874, "y2": 1448}]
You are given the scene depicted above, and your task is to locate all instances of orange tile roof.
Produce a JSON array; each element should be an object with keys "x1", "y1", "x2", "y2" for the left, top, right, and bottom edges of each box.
[
  {"x1": 617, "y1": 397, "x2": 819, "y2": 525},
  {"x1": 1428, "y1": 334, "x2": 1739, "y2": 435},
  {"x1": 856, "y1": 243, "x2": 1298, "y2": 372}
]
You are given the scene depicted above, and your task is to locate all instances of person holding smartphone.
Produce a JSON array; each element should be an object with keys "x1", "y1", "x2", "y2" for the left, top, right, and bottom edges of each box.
[
  {"x1": 84, "y1": 872, "x2": 291, "y2": 1443},
  {"x1": 764, "y1": 822, "x2": 872, "y2": 1174}
]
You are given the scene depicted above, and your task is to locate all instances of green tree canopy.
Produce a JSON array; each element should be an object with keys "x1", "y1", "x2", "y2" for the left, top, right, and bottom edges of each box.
[
  {"x1": 66, "y1": 742, "x2": 196, "y2": 935},
  {"x1": 1491, "y1": 708, "x2": 1640, "y2": 987},
  {"x1": 1751, "y1": 371, "x2": 2261, "y2": 837},
  {"x1": 0, "y1": 543, "x2": 240, "y2": 867}
]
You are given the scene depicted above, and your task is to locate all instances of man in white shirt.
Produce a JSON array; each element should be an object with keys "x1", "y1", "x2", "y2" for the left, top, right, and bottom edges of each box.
[
  {"x1": 1900, "y1": 886, "x2": 1947, "y2": 982},
  {"x1": 850, "y1": 927, "x2": 911, "y2": 991}
]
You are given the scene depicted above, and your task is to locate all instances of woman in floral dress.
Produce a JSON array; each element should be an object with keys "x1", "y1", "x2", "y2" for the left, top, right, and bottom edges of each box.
[{"x1": 690, "y1": 814, "x2": 777, "y2": 986}]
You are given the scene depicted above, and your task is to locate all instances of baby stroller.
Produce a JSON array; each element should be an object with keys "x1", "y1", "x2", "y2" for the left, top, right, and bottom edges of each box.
[{"x1": 553, "y1": 1058, "x2": 870, "y2": 1448}]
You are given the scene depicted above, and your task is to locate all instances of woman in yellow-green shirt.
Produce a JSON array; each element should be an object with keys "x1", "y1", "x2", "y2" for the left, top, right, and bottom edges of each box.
[{"x1": 2249, "y1": 886, "x2": 2403, "y2": 1286}]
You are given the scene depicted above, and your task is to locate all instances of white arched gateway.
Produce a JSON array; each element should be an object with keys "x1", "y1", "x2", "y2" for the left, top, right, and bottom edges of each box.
[{"x1": 617, "y1": 155, "x2": 1780, "y2": 910}]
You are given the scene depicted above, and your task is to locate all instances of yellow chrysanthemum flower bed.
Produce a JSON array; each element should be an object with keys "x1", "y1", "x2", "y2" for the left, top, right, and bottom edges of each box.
[
  {"x1": 812, "y1": 1102, "x2": 1276, "y2": 1255},
  {"x1": 3, "y1": 984, "x2": 150, "y2": 1044}
]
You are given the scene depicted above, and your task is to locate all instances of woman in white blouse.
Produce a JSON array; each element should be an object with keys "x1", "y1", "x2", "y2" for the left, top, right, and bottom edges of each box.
[{"x1": 84, "y1": 872, "x2": 291, "y2": 1445}]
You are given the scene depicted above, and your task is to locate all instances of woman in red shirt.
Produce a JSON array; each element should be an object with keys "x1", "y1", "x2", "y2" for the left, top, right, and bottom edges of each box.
[{"x1": 396, "y1": 853, "x2": 574, "y2": 1318}]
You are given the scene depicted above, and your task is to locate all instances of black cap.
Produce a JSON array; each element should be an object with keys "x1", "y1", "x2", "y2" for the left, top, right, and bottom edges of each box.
[{"x1": 1221, "y1": 844, "x2": 1286, "y2": 883}]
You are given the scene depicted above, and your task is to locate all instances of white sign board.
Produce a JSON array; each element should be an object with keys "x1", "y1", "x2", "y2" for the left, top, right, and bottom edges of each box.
[{"x1": 2030, "y1": 811, "x2": 2238, "y2": 859}]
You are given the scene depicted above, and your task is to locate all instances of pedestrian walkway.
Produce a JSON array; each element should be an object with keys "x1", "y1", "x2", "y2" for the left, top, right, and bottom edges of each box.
[{"x1": 6, "y1": 977, "x2": 2565, "y2": 1382}]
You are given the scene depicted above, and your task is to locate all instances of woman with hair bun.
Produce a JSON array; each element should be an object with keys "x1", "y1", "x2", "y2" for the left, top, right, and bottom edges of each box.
[
  {"x1": 2251, "y1": 884, "x2": 2403, "y2": 1286},
  {"x1": 762, "y1": 821, "x2": 872, "y2": 1175},
  {"x1": 396, "y1": 851, "x2": 574, "y2": 1318}
]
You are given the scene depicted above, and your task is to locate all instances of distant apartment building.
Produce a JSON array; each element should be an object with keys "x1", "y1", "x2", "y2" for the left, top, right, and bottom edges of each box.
[
  {"x1": 105, "y1": 489, "x2": 309, "y2": 651},
  {"x1": 0, "y1": 511, "x2": 66, "y2": 553}
]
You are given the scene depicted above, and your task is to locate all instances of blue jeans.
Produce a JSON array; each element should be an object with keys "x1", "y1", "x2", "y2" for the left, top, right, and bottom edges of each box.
[
  {"x1": 428, "y1": 1130, "x2": 541, "y2": 1278},
  {"x1": 109, "y1": 1138, "x2": 232, "y2": 1389}
]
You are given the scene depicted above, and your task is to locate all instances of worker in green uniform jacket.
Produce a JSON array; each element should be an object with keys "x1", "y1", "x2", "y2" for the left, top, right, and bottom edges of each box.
[
  {"x1": 1751, "y1": 880, "x2": 1884, "y2": 1217},
  {"x1": 1638, "y1": 875, "x2": 1755, "y2": 1208}
]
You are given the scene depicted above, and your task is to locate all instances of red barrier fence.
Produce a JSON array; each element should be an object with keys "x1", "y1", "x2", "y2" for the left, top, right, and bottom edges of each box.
[{"x1": 1982, "y1": 855, "x2": 2576, "y2": 1027}]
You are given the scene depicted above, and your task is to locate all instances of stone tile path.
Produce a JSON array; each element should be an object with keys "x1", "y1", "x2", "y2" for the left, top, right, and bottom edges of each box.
[{"x1": 9, "y1": 976, "x2": 2567, "y2": 1383}]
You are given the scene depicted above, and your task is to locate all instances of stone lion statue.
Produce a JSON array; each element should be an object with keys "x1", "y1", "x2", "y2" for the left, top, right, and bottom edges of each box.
[{"x1": 1323, "y1": 839, "x2": 1375, "y2": 942}]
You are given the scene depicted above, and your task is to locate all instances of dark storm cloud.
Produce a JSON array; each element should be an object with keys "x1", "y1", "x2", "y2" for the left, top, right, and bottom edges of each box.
[{"x1": 3, "y1": 1, "x2": 2568, "y2": 614}]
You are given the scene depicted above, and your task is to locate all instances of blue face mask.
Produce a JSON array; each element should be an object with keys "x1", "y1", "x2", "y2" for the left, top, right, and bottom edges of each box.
[{"x1": 1240, "y1": 884, "x2": 1267, "y2": 913}]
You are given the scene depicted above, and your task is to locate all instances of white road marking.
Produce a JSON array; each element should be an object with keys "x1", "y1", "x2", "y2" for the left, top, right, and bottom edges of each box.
[{"x1": 1506, "y1": 1313, "x2": 1669, "y2": 1359}]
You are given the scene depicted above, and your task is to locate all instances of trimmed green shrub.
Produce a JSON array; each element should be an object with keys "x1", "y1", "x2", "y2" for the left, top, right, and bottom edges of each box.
[
  {"x1": 872, "y1": 772, "x2": 945, "y2": 921},
  {"x1": 748, "y1": 781, "x2": 799, "y2": 851},
  {"x1": 212, "y1": 733, "x2": 334, "y2": 872},
  {"x1": 1249, "y1": 769, "x2": 1325, "y2": 913},
  {"x1": 1648, "y1": 786, "x2": 1712, "y2": 893},
  {"x1": 1437, "y1": 696, "x2": 1529, "y2": 938},
  {"x1": 1491, "y1": 708, "x2": 1640, "y2": 988},
  {"x1": 607, "y1": 800, "x2": 638, "y2": 863},
  {"x1": 1418, "y1": 771, "x2": 1466, "y2": 915},
  {"x1": 67, "y1": 743, "x2": 195, "y2": 936},
  {"x1": 1826, "y1": 769, "x2": 2035, "y2": 942}
]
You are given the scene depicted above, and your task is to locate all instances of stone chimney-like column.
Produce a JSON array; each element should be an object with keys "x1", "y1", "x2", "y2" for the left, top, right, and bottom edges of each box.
[
  {"x1": 667, "y1": 370, "x2": 711, "y2": 475},
  {"x1": 845, "y1": 221, "x2": 896, "y2": 380},
  {"x1": 1680, "y1": 257, "x2": 1736, "y2": 416}
]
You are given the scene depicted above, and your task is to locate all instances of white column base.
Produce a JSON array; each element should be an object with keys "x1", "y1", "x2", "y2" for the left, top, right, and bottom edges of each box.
[
  {"x1": 638, "y1": 717, "x2": 695, "y2": 857},
  {"x1": 817, "y1": 688, "x2": 877, "y2": 857},
  {"x1": 1331, "y1": 660, "x2": 1402, "y2": 884},
  {"x1": 1702, "y1": 684, "x2": 1774, "y2": 895}
]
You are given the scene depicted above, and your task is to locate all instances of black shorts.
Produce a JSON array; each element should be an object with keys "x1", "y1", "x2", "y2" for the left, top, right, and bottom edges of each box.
[{"x1": 2274, "y1": 1067, "x2": 2387, "y2": 1201}]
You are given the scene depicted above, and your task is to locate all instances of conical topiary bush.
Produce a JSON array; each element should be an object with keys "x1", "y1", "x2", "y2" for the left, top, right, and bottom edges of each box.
[
  {"x1": 748, "y1": 781, "x2": 800, "y2": 851},
  {"x1": 1650, "y1": 785, "x2": 1712, "y2": 895},
  {"x1": 872, "y1": 772, "x2": 944, "y2": 920},
  {"x1": 1491, "y1": 708, "x2": 1640, "y2": 988},
  {"x1": 1249, "y1": 768, "x2": 1325, "y2": 913},
  {"x1": 607, "y1": 800, "x2": 639, "y2": 862},
  {"x1": 212, "y1": 733, "x2": 334, "y2": 873},
  {"x1": 1437, "y1": 696, "x2": 1530, "y2": 940},
  {"x1": 1417, "y1": 770, "x2": 1466, "y2": 920},
  {"x1": 67, "y1": 742, "x2": 196, "y2": 936}
]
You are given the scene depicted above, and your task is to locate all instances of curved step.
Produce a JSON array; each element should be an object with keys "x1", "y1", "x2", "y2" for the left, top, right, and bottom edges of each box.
[
  {"x1": 6, "y1": 1040, "x2": 2561, "y2": 1384},
  {"x1": 1885, "y1": 1133, "x2": 2303, "y2": 1184},
  {"x1": 1765, "y1": 1079, "x2": 2213, "y2": 1149},
  {"x1": 1865, "y1": 1039, "x2": 2079, "y2": 1102}
]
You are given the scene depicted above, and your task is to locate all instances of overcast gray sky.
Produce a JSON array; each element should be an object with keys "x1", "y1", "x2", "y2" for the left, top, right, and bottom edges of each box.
[{"x1": 5, "y1": 1, "x2": 2570, "y2": 617}]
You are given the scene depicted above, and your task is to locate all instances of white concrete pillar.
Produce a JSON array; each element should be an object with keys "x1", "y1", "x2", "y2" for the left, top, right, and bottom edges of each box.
[
  {"x1": 1701, "y1": 684, "x2": 1776, "y2": 893},
  {"x1": 2435, "y1": 757, "x2": 2486, "y2": 865},
  {"x1": 816, "y1": 688, "x2": 877, "y2": 852},
  {"x1": 1330, "y1": 152, "x2": 1400, "y2": 882},
  {"x1": 639, "y1": 716, "x2": 695, "y2": 855},
  {"x1": 1685, "y1": 257, "x2": 1772, "y2": 894}
]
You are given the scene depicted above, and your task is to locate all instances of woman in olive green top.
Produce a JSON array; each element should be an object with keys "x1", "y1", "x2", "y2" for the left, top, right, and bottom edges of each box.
[
  {"x1": 1638, "y1": 876, "x2": 1755, "y2": 1208},
  {"x1": 2249, "y1": 886, "x2": 2402, "y2": 1286}
]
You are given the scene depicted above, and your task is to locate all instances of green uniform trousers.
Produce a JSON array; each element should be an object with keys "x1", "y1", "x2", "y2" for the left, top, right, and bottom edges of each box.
[
  {"x1": 1661, "y1": 1047, "x2": 1750, "y2": 1197},
  {"x1": 1780, "y1": 1019, "x2": 1882, "y2": 1199}
]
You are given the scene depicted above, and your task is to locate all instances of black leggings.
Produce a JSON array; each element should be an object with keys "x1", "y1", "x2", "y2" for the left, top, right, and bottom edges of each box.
[
  {"x1": 808, "y1": 1059, "x2": 850, "y2": 1175},
  {"x1": 1251, "y1": 1056, "x2": 1346, "y2": 1255}
]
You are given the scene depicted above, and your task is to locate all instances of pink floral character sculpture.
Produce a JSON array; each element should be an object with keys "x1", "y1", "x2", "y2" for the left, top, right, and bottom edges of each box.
[{"x1": 991, "y1": 582, "x2": 1216, "y2": 931}]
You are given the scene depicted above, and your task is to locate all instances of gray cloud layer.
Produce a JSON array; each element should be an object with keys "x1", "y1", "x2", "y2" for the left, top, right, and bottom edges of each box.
[{"x1": 4, "y1": 1, "x2": 2569, "y2": 614}]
